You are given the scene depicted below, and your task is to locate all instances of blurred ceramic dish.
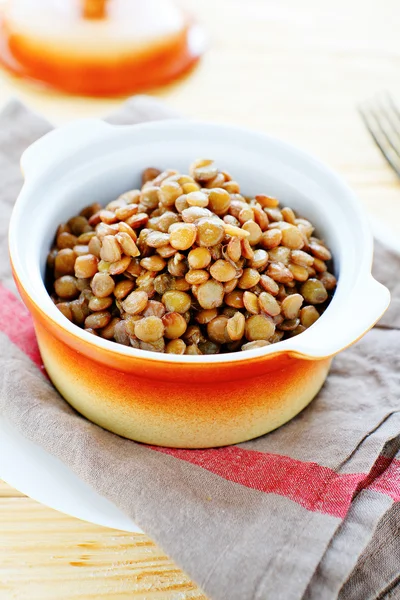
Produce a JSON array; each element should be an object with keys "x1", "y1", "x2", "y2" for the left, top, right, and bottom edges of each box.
[
  {"x1": 9, "y1": 120, "x2": 390, "y2": 448},
  {"x1": 0, "y1": 0, "x2": 204, "y2": 96}
]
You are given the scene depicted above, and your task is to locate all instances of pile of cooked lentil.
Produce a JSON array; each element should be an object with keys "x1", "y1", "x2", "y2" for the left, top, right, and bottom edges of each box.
[{"x1": 46, "y1": 159, "x2": 337, "y2": 354}]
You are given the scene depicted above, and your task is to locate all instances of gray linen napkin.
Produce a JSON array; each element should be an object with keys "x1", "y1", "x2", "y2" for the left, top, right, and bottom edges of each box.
[{"x1": 0, "y1": 97, "x2": 399, "y2": 600}]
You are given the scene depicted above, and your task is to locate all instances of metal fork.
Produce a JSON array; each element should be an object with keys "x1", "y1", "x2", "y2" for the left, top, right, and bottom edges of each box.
[{"x1": 358, "y1": 93, "x2": 400, "y2": 178}]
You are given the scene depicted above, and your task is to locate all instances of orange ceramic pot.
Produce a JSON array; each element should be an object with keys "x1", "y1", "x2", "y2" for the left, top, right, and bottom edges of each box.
[{"x1": 9, "y1": 119, "x2": 390, "y2": 448}]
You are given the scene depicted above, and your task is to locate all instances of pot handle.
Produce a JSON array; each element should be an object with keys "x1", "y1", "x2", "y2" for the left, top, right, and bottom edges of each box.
[
  {"x1": 286, "y1": 274, "x2": 390, "y2": 360},
  {"x1": 20, "y1": 119, "x2": 113, "y2": 180}
]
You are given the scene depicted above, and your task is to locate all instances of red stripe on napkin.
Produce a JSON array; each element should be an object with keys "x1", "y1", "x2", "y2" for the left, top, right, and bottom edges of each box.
[
  {"x1": 0, "y1": 283, "x2": 42, "y2": 368},
  {"x1": 152, "y1": 445, "x2": 364, "y2": 517},
  {"x1": 368, "y1": 457, "x2": 400, "y2": 501},
  {"x1": 152, "y1": 448, "x2": 400, "y2": 517}
]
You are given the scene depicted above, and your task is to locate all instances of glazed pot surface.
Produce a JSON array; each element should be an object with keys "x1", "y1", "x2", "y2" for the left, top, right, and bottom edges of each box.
[{"x1": 35, "y1": 317, "x2": 331, "y2": 448}]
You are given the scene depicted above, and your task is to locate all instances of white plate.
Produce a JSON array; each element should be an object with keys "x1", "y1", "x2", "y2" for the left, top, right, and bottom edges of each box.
[
  {"x1": 0, "y1": 414, "x2": 142, "y2": 532},
  {"x1": 0, "y1": 220, "x2": 396, "y2": 533}
]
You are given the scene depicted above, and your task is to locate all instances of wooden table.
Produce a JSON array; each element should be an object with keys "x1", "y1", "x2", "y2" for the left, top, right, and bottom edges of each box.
[{"x1": 1, "y1": 0, "x2": 400, "y2": 598}]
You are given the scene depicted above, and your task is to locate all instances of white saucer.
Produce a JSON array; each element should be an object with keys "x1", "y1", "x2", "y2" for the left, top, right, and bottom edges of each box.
[{"x1": 0, "y1": 414, "x2": 142, "y2": 532}]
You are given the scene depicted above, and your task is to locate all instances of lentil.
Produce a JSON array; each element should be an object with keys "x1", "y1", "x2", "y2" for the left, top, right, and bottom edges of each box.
[
  {"x1": 252, "y1": 204, "x2": 269, "y2": 231},
  {"x1": 242, "y1": 220, "x2": 262, "y2": 245},
  {"x1": 255, "y1": 194, "x2": 279, "y2": 208},
  {"x1": 241, "y1": 340, "x2": 270, "y2": 351},
  {"x1": 197, "y1": 280, "x2": 225, "y2": 309},
  {"x1": 185, "y1": 343, "x2": 202, "y2": 355},
  {"x1": 291, "y1": 249, "x2": 315, "y2": 267},
  {"x1": 259, "y1": 292, "x2": 281, "y2": 317},
  {"x1": 279, "y1": 318, "x2": 300, "y2": 331},
  {"x1": 281, "y1": 207, "x2": 296, "y2": 224},
  {"x1": 108, "y1": 256, "x2": 132, "y2": 276},
  {"x1": 113, "y1": 279, "x2": 135, "y2": 300},
  {"x1": 84, "y1": 311, "x2": 111, "y2": 329},
  {"x1": 122, "y1": 290, "x2": 148, "y2": 315},
  {"x1": 260, "y1": 229, "x2": 282, "y2": 250},
  {"x1": 115, "y1": 232, "x2": 140, "y2": 257},
  {"x1": 301, "y1": 279, "x2": 328, "y2": 304},
  {"x1": 266, "y1": 262, "x2": 294, "y2": 284},
  {"x1": 207, "y1": 316, "x2": 230, "y2": 344},
  {"x1": 145, "y1": 231, "x2": 170, "y2": 248},
  {"x1": 265, "y1": 208, "x2": 283, "y2": 222},
  {"x1": 173, "y1": 277, "x2": 191, "y2": 291},
  {"x1": 55, "y1": 275, "x2": 79, "y2": 299},
  {"x1": 158, "y1": 181, "x2": 183, "y2": 206},
  {"x1": 260, "y1": 274, "x2": 280, "y2": 295},
  {"x1": 57, "y1": 231, "x2": 78, "y2": 249},
  {"x1": 100, "y1": 235, "x2": 122, "y2": 263},
  {"x1": 140, "y1": 255, "x2": 166, "y2": 272},
  {"x1": 225, "y1": 290, "x2": 245, "y2": 308},
  {"x1": 188, "y1": 247, "x2": 212, "y2": 269},
  {"x1": 223, "y1": 223, "x2": 250, "y2": 239},
  {"x1": 313, "y1": 258, "x2": 327, "y2": 273},
  {"x1": 56, "y1": 302, "x2": 73, "y2": 321},
  {"x1": 114, "y1": 320, "x2": 131, "y2": 345},
  {"x1": 210, "y1": 259, "x2": 237, "y2": 282},
  {"x1": 100, "y1": 317, "x2": 120, "y2": 340},
  {"x1": 185, "y1": 269, "x2": 210, "y2": 285},
  {"x1": 181, "y1": 206, "x2": 212, "y2": 223},
  {"x1": 162, "y1": 312, "x2": 187, "y2": 339},
  {"x1": 186, "y1": 191, "x2": 209, "y2": 208},
  {"x1": 226, "y1": 312, "x2": 245, "y2": 341},
  {"x1": 198, "y1": 340, "x2": 221, "y2": 354},
  {"x1": 288, "y1": 263, "x2": 309, "y2": 282},
  {"x1": 143, "y1": 300, "x2": 166, "y2": 318},
  {"x1": 248, "y1": 249, "x2": 269, "y2": 271},
  {"x1": 208, "y1": 188, "x2": 231, "y2": 214},
  {"x1": 243, "y1": 291, "x2": 260, "y2": 314},
  {"x1": 195, "y1": 308, "x2": 219, "y2": 324},
  {"x1": 157, "y1": 244, "x2": 177, "y2": 258},
  {"x1": 169, "y1": 223, "x2": 197, "y2": 250},
  {"x1": 165, "y1": 339, "x2": 187, "y2": 354},
  {"x1": 281, "y1": 224, "x2": 304, "y2": 250},
  {"x1": 227, "y1": 236, "x2": 241, "y2": 262},
  {"x1": 245, "y1": 314, "x2": 275, "y2": 341},
  {"x1": 319, "y1": 271, "x2": 337, "y2": 291},
  {"x1": 238, "y1": 268, "x2": 260, "y2": 289},
  {"x1": 91, "y1": 272, "x2": 115, "y2": 297},
  {"x1": 196, "y1": 218, "x2": 225, "y2": 247},
  {"x1": 281, "y1": 294, "x2": 303, "y2": 320},
  {"x1": 183, "y1": 325, "x2": 205, "y2": 345},
  {"x1": 300, "y1": 305, "x2": 320, "y2": 328},
  {"x1": 158, "y1": 211, "x2": 180, "y2": 232},
  {"x1": 162, "y1": 290, "x2": 191, "y2": 313},
  {"x1": 135, "y1": 316, "x2": 164, "y2": 343},
  {"x1": 268, "y1": 246, "x2": 291, "y2": 264},
  {"x1": 238, "y1": 239, "x2": 253, "y2": 261},
  {"x1": 54, "y1": 248, "x2": 76, "y2": 277},
  {"x1": 223, "y1": 278, "x2": 238, "y2": 293},
  {"x1": 88, "y1": 296, "x2": 113, "y2": 312},
  {"x1": 175, "y1": 195, "x2": 189, "y2": 213}
]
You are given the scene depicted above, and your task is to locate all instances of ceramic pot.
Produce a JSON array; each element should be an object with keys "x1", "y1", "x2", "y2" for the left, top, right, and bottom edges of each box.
[{"x1": 9, "y1": 120, "x2": 390, "y2": 447}]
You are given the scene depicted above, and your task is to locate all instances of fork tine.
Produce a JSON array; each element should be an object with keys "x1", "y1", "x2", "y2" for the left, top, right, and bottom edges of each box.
[
  {"x1": 377, "y1": 93, "x2": 400, "y2": 142},
  {"x1": 368, "y1": 103, "x2": 400, "y2": 157},
  {"x1": 385, "y1": 92, "x2": 400, "y2": 125},
  {"x1": 358, "y1": 104, "x2": 400, "y2": 178}
]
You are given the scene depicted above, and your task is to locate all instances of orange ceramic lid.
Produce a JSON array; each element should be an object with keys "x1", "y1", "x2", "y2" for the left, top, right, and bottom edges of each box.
[{"x1": 0, "y1": 0, "x2": 204, "y2": 96}]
